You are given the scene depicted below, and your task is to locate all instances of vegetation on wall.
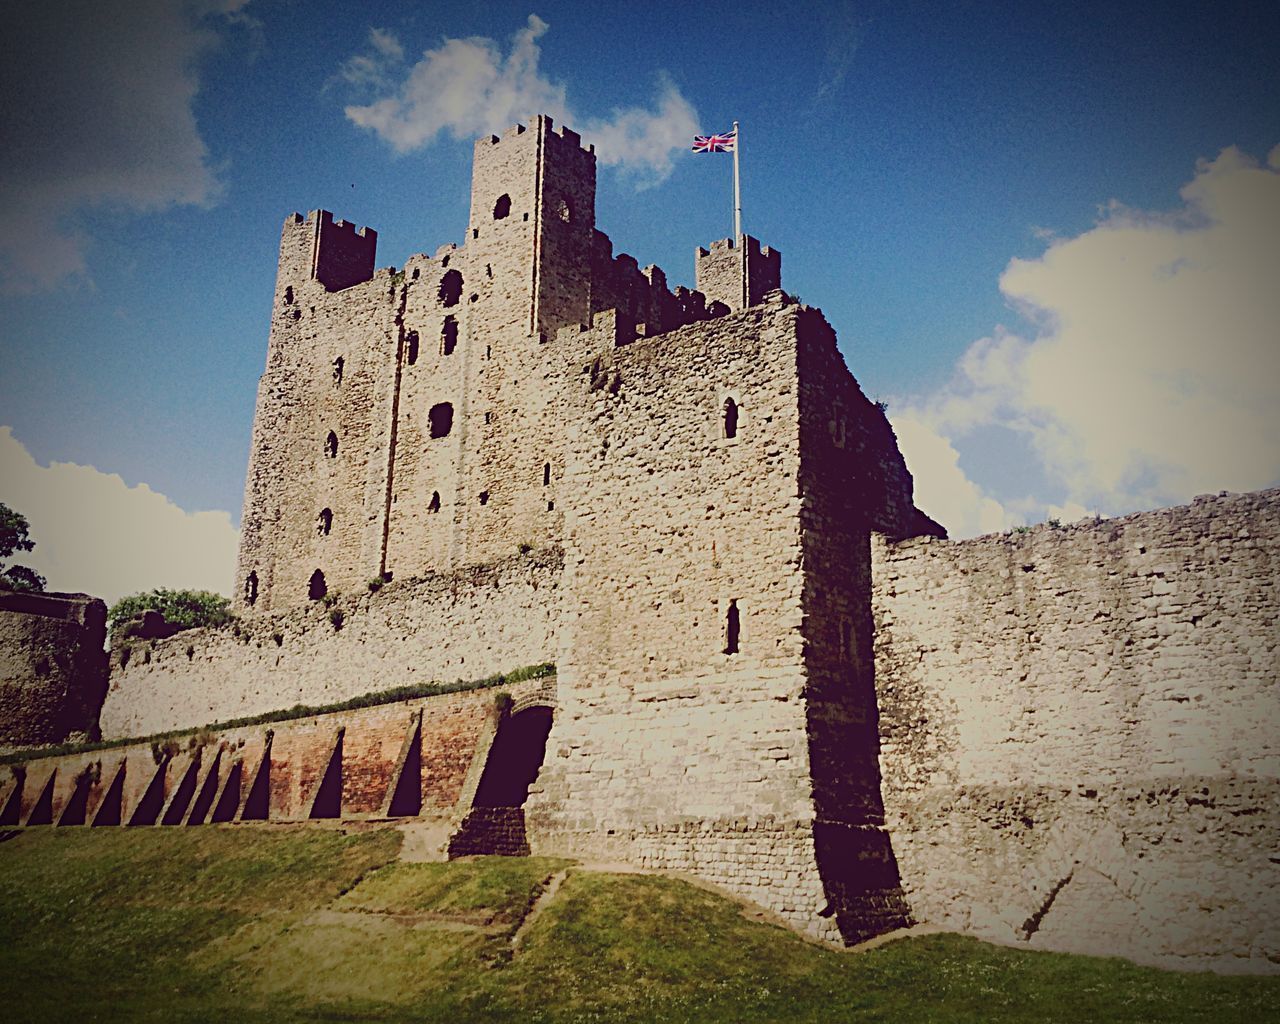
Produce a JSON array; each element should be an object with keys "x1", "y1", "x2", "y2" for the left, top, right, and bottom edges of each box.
[
  {"x1": 108, "y1": 589, "x2": 233, "y2": 631},
  {"x1": 0, "y1": 662, "x2": 556, "y2": 765}
]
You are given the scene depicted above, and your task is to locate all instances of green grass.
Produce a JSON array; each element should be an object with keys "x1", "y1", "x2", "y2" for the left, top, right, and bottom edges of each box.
[
  {"x1": 0, "y1": 825, "x2": 1275, "y2": 1023},
  {"x1": 0, "y1": 662, "x2": 555, "y2": 765}
]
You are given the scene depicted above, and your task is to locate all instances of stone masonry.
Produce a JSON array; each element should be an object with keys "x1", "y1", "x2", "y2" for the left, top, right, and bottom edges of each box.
[
  {"x1": 872, "y1": 489, "x2": 1279, "y2": 972},
  {"x1": 2, "y1": 115, "x2": 1275, "y2": 972},
  {"x1": 0, "y1": 590, "x2": 107, "y2": 751}
]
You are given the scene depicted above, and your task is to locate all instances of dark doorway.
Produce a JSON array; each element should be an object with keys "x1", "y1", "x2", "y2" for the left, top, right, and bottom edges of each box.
[{"x1": 472, "y1": 706, "x2": 552, "y2": 807}]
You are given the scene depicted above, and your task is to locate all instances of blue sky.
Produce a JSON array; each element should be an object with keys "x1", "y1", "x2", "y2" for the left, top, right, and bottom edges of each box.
[{"x1": 1, "y1": 0, "x2": 1277, "y2": 601}]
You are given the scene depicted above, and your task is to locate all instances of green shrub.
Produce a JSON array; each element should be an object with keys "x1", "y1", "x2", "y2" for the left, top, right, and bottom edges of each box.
[{"x1": 109, "y1": 589, "x2": 232, "y2": 631}]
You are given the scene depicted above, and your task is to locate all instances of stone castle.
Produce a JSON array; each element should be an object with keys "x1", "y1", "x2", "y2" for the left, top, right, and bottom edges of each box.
[{"x1": 1, "y1": 116, "x2": 1276, "y2": 973}]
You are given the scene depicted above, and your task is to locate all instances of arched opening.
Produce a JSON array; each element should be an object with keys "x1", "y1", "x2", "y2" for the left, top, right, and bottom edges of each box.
[
  {"x1": 438, "y1": 269, "x2": 463, "y2": 308},
  {"x1": 244, "y1": 571, "x2": 258, "y2": 606},
  {"x1": 428, "y1": 491, "x2": 440, "y2": 513},
  {"x1": 406, "y1": 331, "x2": 419, "y2": 366},
  {"x1": 441, "y1": 316, "x2": 458, "y2": 355},
  {"x1": 449, "y1": 705, "x2": 553, "y2": 858},
  {"x1": 324, "y1": 431, "x2": 338, "y2": 458},
  {"x1": 429, "y1": 402, "x2": 454, "y2": 438},
  {"x1": 317, "y1": 508, "x2": 332, "y2": 536},
  {"x1": 723, "y1": 397, "x2": 739, "y2": 439},
  {"x1": 308, "y1": 569, "x2": 327, "y2": 601},
  {"x1": 724, "y1": 599, "x2": 740, "y2": 655},
  {"x1": 493, "y1": 194, "x2": 511, "y2": 219}
]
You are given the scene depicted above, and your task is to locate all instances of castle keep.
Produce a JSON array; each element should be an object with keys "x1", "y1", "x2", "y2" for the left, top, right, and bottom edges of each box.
[{"x1": 1, "y1": 116, "x2": 1275, "y2": 972}]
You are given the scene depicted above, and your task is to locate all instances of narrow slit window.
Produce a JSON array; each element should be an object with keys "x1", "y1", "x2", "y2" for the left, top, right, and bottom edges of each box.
[
  {"x1": 428, "y1": 491, "x2": 440, "y2": 513},
  {"x1": 284, "y1": 286, "x2": 294, "y2": 304},
  {"x1": 244, "y1": 572, "x2": 258, "y2": 606},
  {"x1": 308, "y1": 569, "x2": 327, "y2": 601},
  {"x1": 543, "y1": 462, "x2": 551, "y2": 486},
  {"x1": 479, "y1": 491, "x2": 490, "y2": 506},
  {"x1": 429, "y1": 403, "x2": 454, "y2": 438},
  {"x1": 723, "y1": 397, "x2": 739, "y2": 439},
  {"x1": 724, "y1": 600, "x2": 740, "y2": 655},
  {"x1": 406, "y1": 331, "x2": 419, "y2": 365},
  {"x1": 324, "y1": 431, "x2": 339, "y2": 458},
  {"x1": 441, "y1": 316, "x2": 458, "y2": 355},
  {"x1": 317, "y1": 508, "x2": 332, "y2": 536},
  {"x1": 332, "y1": 356, "x2": 344, "y2": 385}
]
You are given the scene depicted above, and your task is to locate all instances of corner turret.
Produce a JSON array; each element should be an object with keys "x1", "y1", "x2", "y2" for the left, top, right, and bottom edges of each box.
[
  {"x1": 276, "y1": 210, "x2": 378, "y2": 296},
  {"x1": 695, "y1": 235, "x2": 781, "y2": 312}
]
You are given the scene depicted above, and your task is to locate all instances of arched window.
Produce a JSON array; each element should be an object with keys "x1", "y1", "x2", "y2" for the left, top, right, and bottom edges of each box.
[
  {"x1": 724, "y1": 599, "x2": 740, "y2": 655},
  {"x1": 429, "y1": 403, "x2": 454, "y2": 438},
  {"x1": 244, "y1": 571, "x2": 258, "y2": 606},
  {"x1": 493, "y1": 194, "x2": 511, "y2": 220},
  {"x1": 332, "y1": 356, "x2": 344, "y2": 385},
  {"x1": 723, "y1": 397, "x2": 739, "y2": 439},
  {"x1": 428, "y1": 491, "x2": 440, "y2": 513},
  {"x1": 406, "y1": 331, "x2": 419, "y2": 366},
  {"x1": 441, "y1": 316, "x2": 458, "y2": 355},
  {"x1": 324, "y1": 431, "x2": 339, "y2": 458},
  {"x1": 542, "y1": 462, "x2": 551, "y2": 486},
  {"x1": 438, "y1": 269, "x2": 463, "y2": 308},
  {"x1": 317, "y1": 508, "x2": 332, "y2": 536},
  {"x1": 308, "y1": 569, "x2": 327, "y2": 601}
]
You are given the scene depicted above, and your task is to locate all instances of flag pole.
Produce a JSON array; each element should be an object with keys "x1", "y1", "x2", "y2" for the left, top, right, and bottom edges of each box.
[{"x1": 732, "y1": 120, "x2": 742, "y2": 245}]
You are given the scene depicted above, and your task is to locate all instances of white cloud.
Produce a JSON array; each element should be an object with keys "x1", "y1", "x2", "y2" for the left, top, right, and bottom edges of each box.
[
  {"x1": 0, "y1": 427, "x2": 238, "y2": 607},
  {"x1": 342, "y1": 16, "x2": 698, "y2": 184},
  {"x1": 890, "y1": 410, "x2": 1018, "y2": 538},
  {"x1": 0, "y1": 0, "x2": 251, "y2": 292},
  {"x1": 894, "y1": 143, "x2": 1280, "y2": 536}
]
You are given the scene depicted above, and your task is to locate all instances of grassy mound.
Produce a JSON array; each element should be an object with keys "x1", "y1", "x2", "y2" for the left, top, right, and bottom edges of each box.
[{"x1": 0, "y1": 825, "x2": 1274, "y2": 1023}]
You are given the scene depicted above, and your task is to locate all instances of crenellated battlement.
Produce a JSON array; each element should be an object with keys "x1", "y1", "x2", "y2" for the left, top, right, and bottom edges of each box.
[
  {"x1": 277, "y1": 209, "x2": 378, "y2": 294},
  {"x1": 695, "y1": 234, "x2": 782, "y2": 312}
]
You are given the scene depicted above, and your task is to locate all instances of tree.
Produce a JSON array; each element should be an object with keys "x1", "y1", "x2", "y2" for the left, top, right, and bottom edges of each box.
[
  {"x1": 108, "y1": 589, "x2": 233, "y2": 631},
  {"x1": 0, "y1": 503, "x2": 45, "y2": 592}
]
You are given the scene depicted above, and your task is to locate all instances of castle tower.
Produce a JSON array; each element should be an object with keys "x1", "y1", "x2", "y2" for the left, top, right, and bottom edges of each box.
[
  {"x1": 465, "y1": 115, "x2": 597, "y2": 341},
  {"x1": 236, "y1": 210, "x2": 397, "y2": 613},
  {"x1": 695, "y1": 235, "x2": 781, "y2": 312}
]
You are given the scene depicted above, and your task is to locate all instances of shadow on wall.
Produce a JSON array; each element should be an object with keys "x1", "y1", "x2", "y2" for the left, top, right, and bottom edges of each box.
[
  {"x1": 447, "y1": 705, "x2": 552, "y2": 858},
  {"x1": 805, "y1": 537, "x2": 912, "y2": 945}
]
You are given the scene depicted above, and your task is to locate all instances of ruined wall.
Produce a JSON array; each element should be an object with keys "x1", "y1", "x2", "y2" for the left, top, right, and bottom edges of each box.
[
  {"x1": 873, "y1": 490, "x2": 1280, "y2": 972},
  {"x1": 103, "y1": 549, "x2": 560, "y2": 738},
  {"x1": 0, "y1": 591, "x2": 107, "y2": 750},
  {"x1": 1, "y1": 675, "x2": 549, "y2": 830}
]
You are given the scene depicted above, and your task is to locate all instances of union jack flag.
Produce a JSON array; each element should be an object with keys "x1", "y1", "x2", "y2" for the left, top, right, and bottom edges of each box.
[{"x1": 692, "y1": 130, "x2": 736, "y2": 153}]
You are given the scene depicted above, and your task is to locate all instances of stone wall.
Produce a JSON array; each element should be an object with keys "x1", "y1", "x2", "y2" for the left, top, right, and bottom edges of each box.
[
  {"x1": 872, "y1": 489, "x2": 1280, "y2": 972},
  {"x1": 1, "y1": 675, "x2": 548, "y2": 830},
  {"x1": 528, "y1": 295, "x2": 935, "y2": 944},
  {"x1": 0, "y1": 590, "x2": 107, "y2": 751},
  {"x1": 101, "y1": 548, "x2": 561, "y2": 738}
]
